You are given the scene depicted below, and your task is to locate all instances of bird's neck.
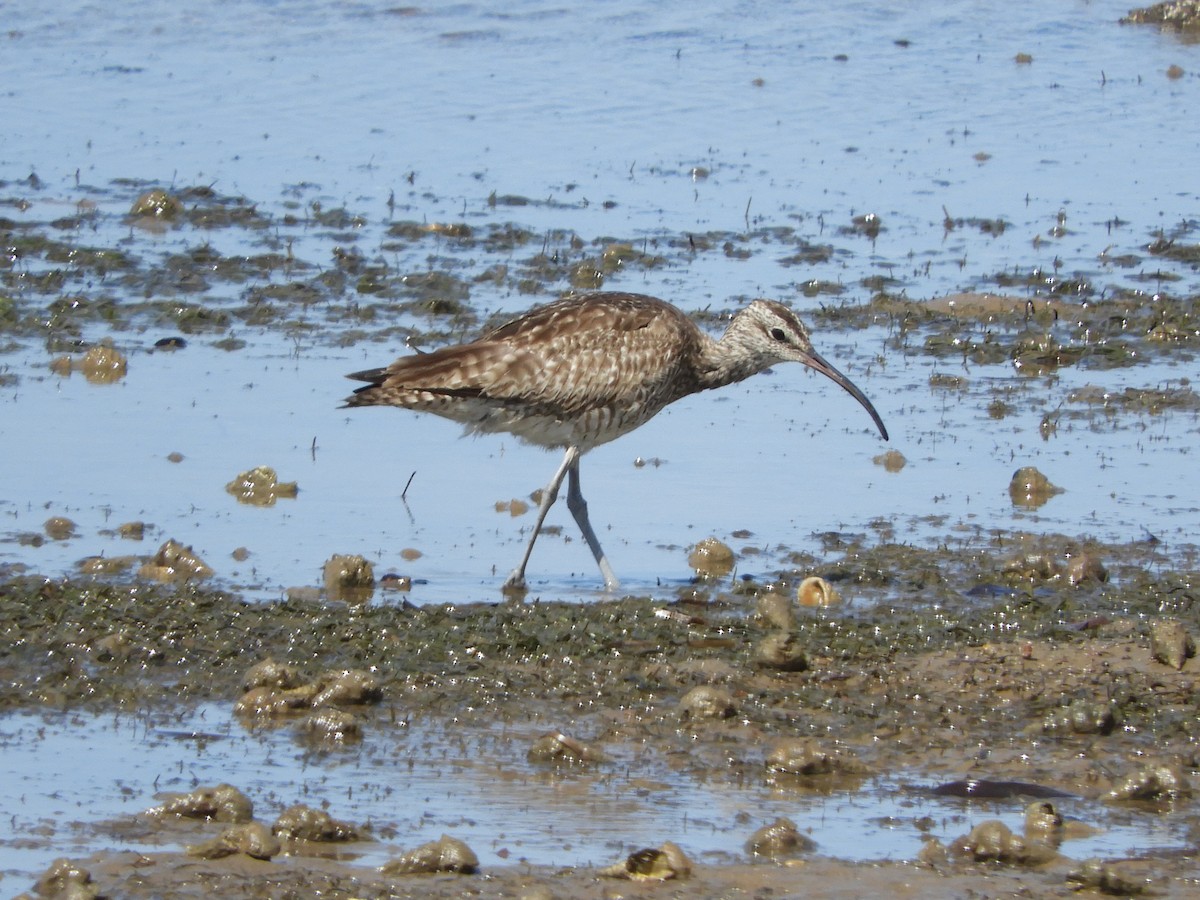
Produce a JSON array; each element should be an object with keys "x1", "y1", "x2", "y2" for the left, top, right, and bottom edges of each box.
[{"x1": 694, "y1": 329, "x2": 770, "y2": 391}]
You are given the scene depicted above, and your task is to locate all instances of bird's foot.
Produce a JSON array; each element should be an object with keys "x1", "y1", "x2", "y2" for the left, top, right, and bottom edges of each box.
[{"x1": 501, "y1": 570, "x2": 529, "y2": 595}]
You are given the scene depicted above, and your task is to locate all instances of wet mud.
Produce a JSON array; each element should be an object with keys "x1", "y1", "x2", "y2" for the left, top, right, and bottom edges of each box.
[{"x1": 3, "y1": 522, "x2": 1200, "y2": 897}]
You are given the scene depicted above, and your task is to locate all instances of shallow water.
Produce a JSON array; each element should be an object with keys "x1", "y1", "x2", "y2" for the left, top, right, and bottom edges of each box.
[
  {"x1": 3, "y1": 327, "x2": 1199, "y2": 604},
  {"x1": 1, "y1": 0, "x2": 1199, "y2": 884},
  {"x1": 0, "y1": 706, "x2": 1186, "y2": 881}
]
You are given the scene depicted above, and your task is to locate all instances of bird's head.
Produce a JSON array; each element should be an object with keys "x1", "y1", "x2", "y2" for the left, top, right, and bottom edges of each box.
[{"x1": 727, "y1": 300, "x2": 888, "y2": 441}]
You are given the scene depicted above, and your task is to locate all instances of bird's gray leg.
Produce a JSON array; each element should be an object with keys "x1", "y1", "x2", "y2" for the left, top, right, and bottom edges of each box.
[
  {"x1": 503, "y1": 446, "x2": 577, "y2": 591},
  {"x1": 565, "y1": 454, "x2": 620, "y2": 591}
]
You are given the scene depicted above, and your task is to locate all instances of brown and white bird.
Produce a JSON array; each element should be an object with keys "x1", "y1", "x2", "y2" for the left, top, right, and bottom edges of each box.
[{"x1": 345, "y1": 291, "x2": 887, "y2": 591}]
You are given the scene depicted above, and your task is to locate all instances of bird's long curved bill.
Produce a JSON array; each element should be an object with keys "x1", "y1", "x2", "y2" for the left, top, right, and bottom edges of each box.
[{"x1": 802, "y1": 350, "x2": 889, "y2": 441}]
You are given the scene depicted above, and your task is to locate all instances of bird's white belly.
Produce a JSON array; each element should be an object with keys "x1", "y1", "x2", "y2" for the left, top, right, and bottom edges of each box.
[{"x1": 459, "y1": 400, "x2": 652, "y2": 450}]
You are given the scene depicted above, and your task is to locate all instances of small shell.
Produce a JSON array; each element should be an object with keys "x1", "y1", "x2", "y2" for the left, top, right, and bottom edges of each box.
[
  {"x1": 600, "y1": 841, "x2": 692, "y2": 881},
  {"x1": 130, "y1": 188, "x2": 182, "y2": 219},
  {"x1": 1042, "y1": 699, "x2": 1117, "y2": 735},
  {"x1": 1066, "y1": 859, "x2": 1143, "y2": 895},
  {"x1": 797, "y1": 576, "x2": 841, "y2": 607},
  {"x1": 44, "y1": 517, "x2": 77, "y2": 540},
  {"x1": 78, "y1": 555, "x2": 137, "y2": 576},
  {"x1": 80, "y1": 344, "x2": 128, "y2": 385},
  {"x1": 950, "y1": 820, "x2": 1030, "y2": 863},
  {"x1": 1065, "y1": 550, "x2": 1107, "y2": 585},
  {"x1": 117, "y1": 521, "x2": 145, "y2": 540},
  {"x1": 873, "y1": 449, "x2": 907, "y2": 472}
]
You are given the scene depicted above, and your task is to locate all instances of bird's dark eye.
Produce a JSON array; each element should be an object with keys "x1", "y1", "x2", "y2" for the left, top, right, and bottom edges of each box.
[{"x1": 769, "y1": 327, "x2": 789, "y2": 343}]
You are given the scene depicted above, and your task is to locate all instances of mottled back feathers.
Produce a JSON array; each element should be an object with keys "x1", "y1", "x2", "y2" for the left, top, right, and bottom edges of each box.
[{"x1": 345, "y1": 290, "x2": 888, "y2": 450}]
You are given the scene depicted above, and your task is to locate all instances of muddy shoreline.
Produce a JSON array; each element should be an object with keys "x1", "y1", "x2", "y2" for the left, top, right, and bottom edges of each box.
[{"x1": 4, "y1": 529, "x2": 1199, "y2": 896}]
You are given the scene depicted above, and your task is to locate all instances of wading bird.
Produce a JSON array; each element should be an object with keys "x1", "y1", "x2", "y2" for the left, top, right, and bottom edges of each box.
[{"x1": 345, "y1": 291, "x2": 888, "y2": 591}]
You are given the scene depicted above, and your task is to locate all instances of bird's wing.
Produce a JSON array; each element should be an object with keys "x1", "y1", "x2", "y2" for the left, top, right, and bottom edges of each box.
[
  {"x1": 347, "y1": 294, "x2": 694, "y2": 418},
  {"x1": 466, "y1": 297, "x2": 690, "y2": 415}
]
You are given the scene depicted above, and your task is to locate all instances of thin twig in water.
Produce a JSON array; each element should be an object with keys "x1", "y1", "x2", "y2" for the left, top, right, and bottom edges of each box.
[{"x1": 401, "y1": 471, "x2": 416, "y2": 502}]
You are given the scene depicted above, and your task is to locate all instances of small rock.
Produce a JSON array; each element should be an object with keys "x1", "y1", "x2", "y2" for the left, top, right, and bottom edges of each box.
[
  {"x1": 225, "y1": 465, "x2": 298, "y2": 507},
  {"x1": 1023, "y1": 801, "x2": 1064, "y2": 845},
  {"x1": 380, "y1": 834, "x2": 479, "y2": 875},
  {"x1": 949, "y1": 820, "x2": 1054, "y2": 865},
  {"x1": 243, "y1": 658, "x2": 305, "y2": 692},
  {"x1": 1008, "y1": 466, "x2": 1062, "y2": 508},
  {"x1": 1107, "y1": 762, "x2": 1191, "y2": 801},
  {"x1": 273, "y1": 804, "x2": 360, "y2": 842},
  {"x1": 765, "y1": 739, "x2": 868, "y2": 778},
  {"x1": 31, "y1": 858, "x2": 98, "y2": 899},
  {"x1": 143, "y1": 783, "x2": 253, "y2": 823},
  {"x1": 688, "y1": 538, "x2": 735, "y2": 578},
  {"x1": 187, "y1": 821, "x2": 280, "y2": 860},
  {"x1": 753, "y1": 632, "x2": 808, "y2": 671},
  {"x1": 310, "y1": 669, "x2": 383, "y2": 707},
  {"x1": 1066, "y1": 858, "x2": 1145, "y2": 895},
  {"x1": 323, "y1": 554, "x2": 375, "y2": 600},
  {"x1": 298, "y1": 708, "x2": 363, "y2": 744},
  {"x1": 527, "y1": 731, "x2": 606, "y2": 764},
  {"x1": 756, "y1": 591, "x2": 796, "y2": 630},
  {"x1": 1150, "y1": 620, "x2": 1195, "y2": 670},
  {"x1": 679, "y1": 686, "x2": 736, "y2": 721},
  {"x1": 745, "y1": 817, "x2": 815, "y2": 857}
]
